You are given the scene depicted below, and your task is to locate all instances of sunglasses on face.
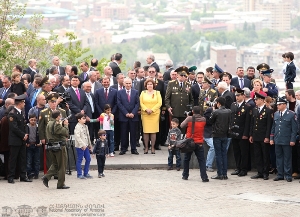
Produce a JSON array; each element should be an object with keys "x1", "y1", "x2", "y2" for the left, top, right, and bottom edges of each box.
[{"x1": 180, "y1": 74, "x2": 187, "y2": 78}]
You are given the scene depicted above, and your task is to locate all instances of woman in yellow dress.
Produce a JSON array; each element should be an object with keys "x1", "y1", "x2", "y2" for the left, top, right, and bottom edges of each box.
[{"x1": 140, "y1": 79, "x2": 162, "y2": 154}]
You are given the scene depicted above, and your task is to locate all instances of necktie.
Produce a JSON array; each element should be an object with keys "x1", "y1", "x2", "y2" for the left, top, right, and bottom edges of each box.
[
  {"x1": 105, "y1": 88, "x2": 108, "y2": 100},
  {"x1": 240, "y1": 79, "x2": 244, "y2": 89},
  {"x1": 1, "y1": 88, "x2": 7, "y2": 98},
  {"x1": 75, "y1": 89, "x2": 80, "y2": 101},
  {"x1": 31, "y1": 89, "x2": 39, "y2": 107},
  {"x1": 86, "y1": 93, "x2": 94, "y2": 113},
  {"x1": 119, "y1": 85, "x2": 122, "y2": 90},
  {"x1": 280, "y1": 112, "x2": 283, "y2": 117},
  {"x1": 180, "y1": 83, "x2": 183, "y2": 88},
  {"x1": 84, "y1": 72, "x2": 87, "y2": 80},
  {"x1": 127, "y1": 91, "x2": 130, "y2": 102}
]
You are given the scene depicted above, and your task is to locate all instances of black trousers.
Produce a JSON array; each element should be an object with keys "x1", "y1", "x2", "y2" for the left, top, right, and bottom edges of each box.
[
  {"x1": 114, "y1": 118, "x2": 121, "y2": 151},
  {"x1": 286, "y1": 81, "x2": 293, "y2": 90},
  {"x1": 232, "y1": 138, "x2": 249, "y2": 172},
  {"x1": 253, "y1": 141, "x2": 270, "y2": 176},
  {"x1": 96, "y1": 155, "x2": 106, "y2": 174},
  {"x1": 120, "y1": 121, "x2": 137, "y2": 152},
  {"x1": 8, "y1": 145, "x2": 27, "y2": 180}
]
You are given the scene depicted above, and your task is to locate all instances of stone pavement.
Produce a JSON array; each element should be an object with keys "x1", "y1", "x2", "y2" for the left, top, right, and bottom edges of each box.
[{"x1": 0, "y1": 169, "x2": 299, "y2": 217}]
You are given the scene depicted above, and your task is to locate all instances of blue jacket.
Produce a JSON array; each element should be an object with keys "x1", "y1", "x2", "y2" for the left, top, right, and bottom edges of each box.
[
  {"x1": 270, "y1": 110, "x2": 297, "y2": 145},
  {"x1": 285, "y1": 61, "x2": 296, "y2": 82},
  {"x1": 263, "y1": 82, "x2": 278, "y2": 98},
  {"x1": 93, "y1": 139, "x2": 109, "y2": 156},
  {"x1": 117, "y1": 88, "x2": 139, "y2": 122}
]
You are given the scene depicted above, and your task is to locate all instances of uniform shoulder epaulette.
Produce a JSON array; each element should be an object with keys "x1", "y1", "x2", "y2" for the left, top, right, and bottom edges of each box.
[
  {"x1": 210, "y1": 89, "x2": 216, "y2": 93},
  {"x1": 41, "y1": 108, "x2": 48, "y2": 113},
  {"x1": 270, "y1": 81, "x2": 275, "y2": 84},
  {"x1": 58, "y1": 108, "x2": 65, "y2": 111},
  {"x1": 169, "y1": 80, "x2": 175, "y2": 83},
  {"x1": 288, "y1": 110, "x2": 295, "y2": 114}
]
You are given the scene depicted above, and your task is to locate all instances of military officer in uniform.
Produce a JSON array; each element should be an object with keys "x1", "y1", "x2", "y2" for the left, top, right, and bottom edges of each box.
[
  {"x1": 270, "y1": 97, "x2": 298, "y2": 182},
  {"x1": 199, "y1": 76, "x2": 218, "y2": 115},
  {"x1": 211, "y1": 63, "x2": 224, "y2": 88},
  {"x1": 7, "y1": 94, "x2": 32, "y2": 184},
  {"x1": 42, "y1": 110, "x2": 70, "y2": 189},
  {"x1": 187, "y1": 66, "x2": 197, "y2": 85},
  {"x1": 230, "y1": 88, "x2": 251, "y2": 177},
  {"x1": 261, "y1": 69, "x2": 278, "y2": 99},
  {"x1": 257, "y1": 63, "x2": 276, "y2": 84},
  {"x1": 249, "y1": 92, "x2": 273, "y2": 180},
  {"x1": 39, "y1": 76, "x2": 53, "y2": 99},
  {"x1": 165, "y1": 66, "x2": 194, "y2": 133},
  {"x1": 39, "y1": 93, "x2": 66, "y2": 174}
]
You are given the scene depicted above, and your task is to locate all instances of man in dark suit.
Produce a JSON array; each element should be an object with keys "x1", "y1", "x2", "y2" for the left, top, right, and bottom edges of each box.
[
  {"x1": 28, "y1": 77, "x2": 43, "y2": 108},
  {"x1": 47, "y1": 56, "x2": 65, "y2": 76},
  {"x1": 217, "y1": 81, "x2": 235, "y2": 109},
  {"x1": 0, "y1": 76, "x2": 12, "y2": 107},
  {"x1": 111, "y1": 73, "x2": 125, "y2": 91},
  {"x1": 146, "y1": 54, "x2": 160, "y2": 73},
  {"x1": 109, "y1": 53, "x2": 122, "y2": 77},
  {"x1": 54, "y1": 76, "x2": 70, "y2": 93},
  {"x1": 284, "y1": 52, "x2": 296, "y2": 89},
  {"x1": 135, "y1": 67, "x2": 145, "y2": 82},
  {"x1": 79, "y1": 62, "x2": 90, "y2": 87},
  {"x1": 191, "y1": 72, "x2": 204, "y2": 106},
  {"x1": 21, "y1": 73, "x2": 34, "y2": 96},
  {"x1": 244, "y1": 66, "x2": 256, "y2": 84},
  {"x1": 66, "y1": 76, "x2": 89, "y2": 134},
  {"x1": 90, "y1": 58, "x2": 98, "y2": 71},
  {"x1": 99, "y1": 66, "x2": 117, "y2": 87},
  {"x1": 117, "y1": 77, "x2": 139, "y2": 155},
  {"x1": 23, "y1": 59, "x2": 39, "y2": 83},
  {"x1": 163, "y1": 59, "x2": 174, "y2": 81},
  {"x1": 87, "y1": 71, "x2": 102, "y2": 94},
  {"x1": 230, "y1": 67, "x2": 251, "y2": 89},
  {"x1": 7, "y1": 94, "x2": 32, "y2": 183}
]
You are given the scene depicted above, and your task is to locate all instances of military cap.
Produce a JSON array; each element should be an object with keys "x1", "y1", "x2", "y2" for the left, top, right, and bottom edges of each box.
[
  {"x1": 213, "y1": 63, "x2": 224, "y2": 74},
  {"x1": 219, "y1": 72, "x2": 232, "y2": 80},
  {"x1": 234, "y1": 88, "x2": 244, "y2": 96},
  {"x1": 254, "y1": 92, "x2": 266, "y2": 100},
  {"x1": 40, "y1": 76, "x2": 50, "y2": 86},
  {"x1": 188, "y1": 66, "x2": 197, "y2": 74},
  {"x1": 261, "y1": 69, "x2": 274, "y2": 77},
  {"x1": 14, "y1": 94, "x2": 27, "y2": 102},
  {"x1": 256, "y1": 63, "x2": 270, "y2": 71},
  {"x1": 276, "y1": 97, "x2": 287, "y2": 105},
  {"x1": 47, "y1": 92, "x2": 59, "y2": 102},
  {"x1": 202, "y1": 76, "x2": 212, "y2": 85},
  {"x1": 175, "y1": 66, "x2": 189, "y2": 76}
]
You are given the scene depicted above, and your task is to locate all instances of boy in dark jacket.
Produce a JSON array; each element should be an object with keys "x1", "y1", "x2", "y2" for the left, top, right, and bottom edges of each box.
[
  {"x1": 26, "y1": 114, "x2": 41, "y2": 179},
  {"x1": 93, "y1": 130, "x2": 109, "y2": 178}
]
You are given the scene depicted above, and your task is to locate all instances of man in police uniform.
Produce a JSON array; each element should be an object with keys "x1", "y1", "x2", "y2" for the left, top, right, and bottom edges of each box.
[
  {"x1": 230, "y1": 88, "x2": 251, "y2": 177},
  {"x1": 249, "y1": 92, "x2": 273, "y2": 180},
  {"x1": 42, "y1": 110, "x2": 69, "y2": 189},
  {"x1": 7, "y1": 94, "x2": 32, "y2": 184},
  {"x1": 39, "y1": 93, "x2": 67, "y2": 174},
  {"x1": 270, "y1": 97, "x2": 298, "y2": 182},
  {"x1": 211, "y1": 63, "x2": 223, "y2": 87},
  {"x1": 262, "y1": 69, "x2": 278, "y2": 99},
  {"x1": 199, "y1": 76, "x2": 218, "y2": 115},
  {"x1": 165, "y1": 66, "x2": 194, "y2": 133},
  {"x1": 187, "y1": 66, "x2": 197, "y2": 85}
]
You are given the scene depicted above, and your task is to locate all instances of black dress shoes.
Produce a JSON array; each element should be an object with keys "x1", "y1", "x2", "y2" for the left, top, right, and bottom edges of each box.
[
  {"x1": 57, "y1": 185, "x2": 70, "y2": 189},
  {"x1": 251, "y1": 174, "x2": 263, "y2": 179},
  {"x1": 263, "y1": 175, "x2": 269, "y2": 180},
  {"x1": 202, "y1": 178, "x2": 209, "y2": 182},
  {"x1": 42, "y1": 176, "x2": 49, "y2": 188},
  {"x1": 286, "y1": 178, "x2": 292, "y2": 182},
  {"x1": 231, "y1": 170, "x2": 240, "y2": 175},
  {"x1": 223, "y1": 175, "x2": 228, "y2": 180},
  {"x1": 20, "y1": 178, "x2": 32, "y2": 182},
  {"x1": 211, "y1": 175, "x2": 224, "y2": 180},
  {"x1": 182, "y1": 177, "x2": 188, "y2": 180},
  {"x1": 273, "y1": 177, "x2": 284, "y2": 181},
  {"x1": 8, "y1": 179, "x2": 15, "y2": 184},
  {"x1": 119, "y1": 151, "x2": 126, "y2": 155},
  {"x1": 238, "y1": 172, "x2": 247, "y2": 177},
  {"x1": 131, "y1": 150, "x2": 139, "y2": 155}
]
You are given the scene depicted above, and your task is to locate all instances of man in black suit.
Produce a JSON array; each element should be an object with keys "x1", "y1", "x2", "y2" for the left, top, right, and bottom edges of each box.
[
  {"x1": 79, "y1": 62, "x2": 90, "y2": 87},
  {"x1": 0, "y1": 76, "x2": 12, "y2": 107},
  {"x1": 67, "y1": 66, "x2": 78, "y2": 79},
  {"x1": 191, "y1": 72, "x2": 204, "y2": 106},
  {"x1": 146, "y1": 54, "x2": 160, "y2": 73},
  {"x1": 7, "y1": 94, "x2": 32, "y2": 184},
  {"x1": 54, "y1": 76, "x2": 71, "y2": 113},
  {"x1": 21, "y1": 73, "x2": 34, "y2": 96},
  {"x1": 163, "y1": 59, "x2": 174, "y2": 81},
  {"x1": 49, "y1": 56, "x2": 65, "y2": 76},
  {"x1": 109, "y1": 53, "x2": 122, "y2": 77},
  {"x1": 284, "y1": 52, "x2": 296, "y2": 89},
  {"x1": 23, "y1": 59, "x2": 39, "y2": 83},
  {"x1": 111, "y1": 73, "x2": 125, "y2": 91},
  {"x1": 66, "y1": 76, "x2": 89, "y2": 134},
  {"x1": 90, "y1": 58, "x2": 98, "y2": 71},
  {"x1": 99, "y1": 66, "x2": 117, "y2": 87},
  {"x1": 244, "y1": 66, "x2": 256, "y2": 83},
  {"x1": 217, "y1": 81, "x2": 235, "y2": 109},
  {"x1": 230, "y1": 67, "x2": 251, "y2": 89},
  {"x1": 87, "y1": 71, "x2": 102, "y2": 94},
  {"x1": 82, "y1": 81, "x2": 97, "y2": 144},
  {"x1": 135, "y1": 67, "x2": 145, "y2": 82}
]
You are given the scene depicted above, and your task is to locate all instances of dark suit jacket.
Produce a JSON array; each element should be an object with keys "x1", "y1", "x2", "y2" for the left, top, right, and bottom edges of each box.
[
  {"x1": 85, "y1": 92, "x2": 95, "y2": 118},
  {"x1": 222, "y1": 90, "x2": 235, "y2": 109},
  {"x1": 94, "y1": 87, "x2": 117, "y2": 117},
  {"x1": 285, "y1": 61, "x2": 296, "y2": 82},
  {"x1": 117, "y1": 89, "x2": 139, "y2": 122},
  {"x1": 230, "y1": 77, "x2": 251, "y2": 89},
  {"x1": 46, "y1": 66, "x2": 65, "y2": 76},
  {"x1": 79, "y1": 72, "x2": 89, "y2": 87},
  {"x1": 26, "y1": 83, "x2": 34, "y2": 96},
  {"x1": 8, "y1": 107, "x2": 26, "y2": 146},
  {"x1": 139, "y1": 78, "x2": 165, "y2": 108},
  {"x1": 66, "y1": 87, "x2": 89, "y2": 123},
  {"x1": 0, "y1": 86, "x2": 12, "y2": 107},
  {"x1": 109, "y1": 62, "x2": 121, "y2": 77},
  {"x1": 54, "y1": 85, "x2": 68, "y2": 93},
  {"x1": 111, "y1": 84, "x2": 124, "y2": 91},
  {"x1": 99, "y1": 77, "x2": 117, "y2": 86},
  {"x1": 23, "y1": 67, "x2": 39, "y2": 83},
  {"x1": 191, "y1": 83, "x2": 201, "y2": 106},
  {"x1": 28, "y1": 88, "x2": 41, "y2": 107},
  {"x1": 163, "y1": 67, "x2": 174, "y2": 81},
  {"x1": 150, "y1": 62, "x2": 160, "y2": 73}
]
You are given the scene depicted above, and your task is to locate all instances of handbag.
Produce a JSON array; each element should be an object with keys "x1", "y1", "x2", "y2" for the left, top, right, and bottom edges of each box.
[{"x1": 174, "y1": 116, "x2": 196, "y2": 153}]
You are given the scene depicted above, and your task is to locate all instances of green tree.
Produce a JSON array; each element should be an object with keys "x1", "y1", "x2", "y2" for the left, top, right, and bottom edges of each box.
[{"x1": 191, "y1": 11, "x2": 201, "y2": 20}]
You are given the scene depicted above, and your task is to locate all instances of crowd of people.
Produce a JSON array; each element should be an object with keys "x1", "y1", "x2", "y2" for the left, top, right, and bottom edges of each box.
[{"x1": 0, "y1": 51, "x2": 299, "y2": 188}]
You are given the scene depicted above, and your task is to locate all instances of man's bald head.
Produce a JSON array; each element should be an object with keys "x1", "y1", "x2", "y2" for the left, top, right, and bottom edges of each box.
[{"x1": 5, "y1": 98, "x2": 14, "y2": 108}]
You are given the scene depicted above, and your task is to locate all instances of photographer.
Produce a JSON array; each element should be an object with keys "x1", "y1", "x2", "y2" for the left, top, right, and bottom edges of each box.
[
  {"x1": 42, "y1": 110, "x2": 70, "y2": 189},
  {"x1": 180, "y1": 106, "x2": 209, "y2": 182},
  {"x1": 210, "y1": 97, "x2": 231, "y2": 180}
]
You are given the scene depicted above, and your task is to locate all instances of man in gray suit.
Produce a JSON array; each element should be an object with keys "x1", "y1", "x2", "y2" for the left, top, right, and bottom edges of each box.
[
  {"x1": 87, "y1": 71, "x2": 102, "y2": 94},
  {"x1": 128, "y1": 70, "x2": 140, "y2": 91}
]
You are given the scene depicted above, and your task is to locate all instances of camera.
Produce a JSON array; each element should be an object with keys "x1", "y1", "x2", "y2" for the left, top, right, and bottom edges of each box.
[
  {"x1": 58, "y1": 92, "x2": 71, "y2": 104},
  {"x1": 184, "y1": 104, "x2": 193, "y2": 116},
  {"x1": 206, "y1": 101, "x2": 216, "y2": 108},
  {"x1": 229, "y1": 125, "x2": 239, "y2": 137}
]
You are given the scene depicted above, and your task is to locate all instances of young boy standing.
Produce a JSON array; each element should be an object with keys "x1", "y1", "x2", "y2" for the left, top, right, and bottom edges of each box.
[
  {"x1": 93, "y1": 130, "x2": 109, "y2": 178},
  {"x1": 284, "y1": 52, "x2": 296, "y2": 90},
  {"x1": 166, "y1": 118, "x2": 182, "y2": 171},
  {"x1": 26, "y1": 114, "x2": 41, "y2": 179}
]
